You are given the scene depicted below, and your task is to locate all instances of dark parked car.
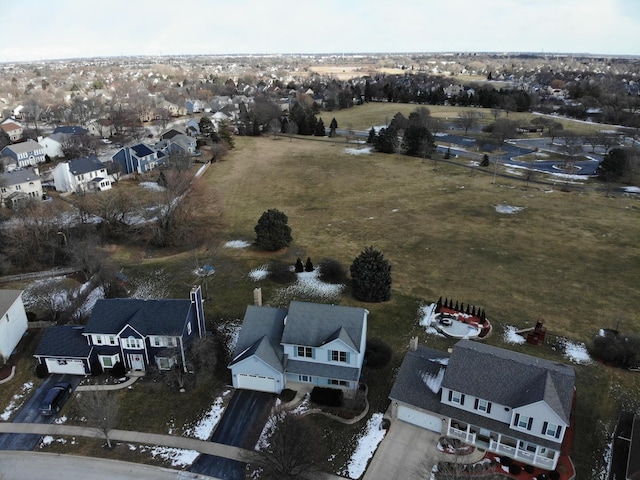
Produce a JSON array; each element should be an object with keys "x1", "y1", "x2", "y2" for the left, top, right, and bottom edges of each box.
[{"x1": 39, "y1": 382, "x2": 72, "y2": 416}]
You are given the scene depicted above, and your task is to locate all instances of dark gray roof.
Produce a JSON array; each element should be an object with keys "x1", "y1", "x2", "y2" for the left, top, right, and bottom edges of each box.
[
  {"x1": 34, "y1": 325, "x2": 92, "y2": 358},
  {"x1": 281, "y1": 301, "x2": 367, "y2": 352},
  {"x1": 0, "y1": 168, "x2": 40, "y2": 187},
  {"x1": 442, "y1": 340, "x2": 575, "y2": 423},
  {"x1": 389, "y1": 345, "x2": 450, "y2": 410},
  {"x1": 161, "y1": 129, "x2": 184, "y2": 140},
  {"x1": 68, "y1": 156, "x2": 104, "y2": 175},
  {"x1": 84, "y1": 298, "x2": 193, "y2": 336},
  {"x1": 285, "y1": 358, "x2": 361, "y2": 381},
  {"x1": 230, "y1": 306, "x2": 287, "y2": 371},
  {"x1": 53, "y1": 126, "x2": 88, "y2": 135}
]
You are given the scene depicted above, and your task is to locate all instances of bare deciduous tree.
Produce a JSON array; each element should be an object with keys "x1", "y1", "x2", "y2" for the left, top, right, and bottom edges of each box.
[
  {"x1": 248, "y1": 413, "x2": 328, "y2": 480},
  {"x1": 77, "y1": 391, "x2": 119, "y2": 448}
]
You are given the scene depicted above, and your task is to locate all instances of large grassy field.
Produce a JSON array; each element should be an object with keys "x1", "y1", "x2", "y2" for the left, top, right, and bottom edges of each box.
[{"x1": 321, "y1": 102, "x2": 620, "y2": 135}]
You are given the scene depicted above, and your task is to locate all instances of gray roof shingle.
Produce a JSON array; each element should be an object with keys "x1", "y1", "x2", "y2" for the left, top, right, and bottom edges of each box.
[
  {"x1": 229, "y1": 305, "x2": 287, "y2": 372},
  {"x1": 34, "y1": 325, "x2": 92, "y2": 358},
  {"x1": 281, "y1": 301, "x2": 366, "y2": 352},
  {"x1": 441, "y1": 340, "x2": 575, "y2": 423},
  {"x1": 0, "y1": 168, "x2": 40, "y2": 187},
  {"x1": 68, "y1": 156, "x2": 104, "y2": 175},
  {"x1": 84, "y1": 298, "x2": 193, "y2": 336}
]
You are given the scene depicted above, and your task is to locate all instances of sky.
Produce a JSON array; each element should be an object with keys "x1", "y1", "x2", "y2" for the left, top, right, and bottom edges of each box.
[{"x1": 1, "y1": 0, "x2": 639, "y2": 63}]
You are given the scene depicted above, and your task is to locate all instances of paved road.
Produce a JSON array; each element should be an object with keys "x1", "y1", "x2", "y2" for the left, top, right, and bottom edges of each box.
[
  {"x1": 0, "y1": 451, "x2": 219, "y2": 480},
  {"x1": 189, "y1": 390, "x2": 275, "y2": 480},
  {"x1": 0, "y1": 374, "x2": 83, "y2": 451}
]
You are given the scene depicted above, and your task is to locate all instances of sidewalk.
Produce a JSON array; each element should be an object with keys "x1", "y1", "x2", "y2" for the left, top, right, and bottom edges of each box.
[
  {"x1": 0, "y1": 422, "x2": 251, "y2": 462},
  {"x1": 76, "y1": 375, "x2": 141, "y2": 391}
]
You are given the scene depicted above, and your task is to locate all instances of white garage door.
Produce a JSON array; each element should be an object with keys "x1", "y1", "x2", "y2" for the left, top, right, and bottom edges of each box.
[
  {"x1": 236, "y1": 374, "x2": 278, "y2": 393},
  {"x1": 45, "y1": 358, "x2": 86, "y2": 375},
  {"x1": 397, "y1": 405, "x2": 442, "y2": 432}
]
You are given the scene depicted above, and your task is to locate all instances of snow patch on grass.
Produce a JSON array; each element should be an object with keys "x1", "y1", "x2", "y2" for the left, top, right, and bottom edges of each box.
[
  {"x1": 502, "y1": 325, "x2": 525, "y2": 344},
  {"x1": 224, "y1": 240, "x2": 251, "y2": 249},
  {"x1": 183, "y1": 390, "x2": 231, "y2": 440},
  {"x1": 561, "y1": 340, "x2": 592, "y2": 364},
  {"x1": 273, "y1": 268, "x2": 344, "y2": 302},
  {"x1": 139, "y1": 181, "x2": 165, "y2": 191},
  {"x1": 343, "y1": 413, "x2": 387, "y2": 479},
  {"x1": 249, "y1": 265, "x2": 269, "y2": 281},
  {"x1": 344, "y1": 147, "x2": 372, "y2": 155},
  {"x1": 1, "y1": 381, "x2": 34, "y2": 421},
  {"x1": 417, "y1": 303, "x2": 445, "y2": 337},
  {"x1": 495, "y1": 204, "x2": 524, "y2": 214}
]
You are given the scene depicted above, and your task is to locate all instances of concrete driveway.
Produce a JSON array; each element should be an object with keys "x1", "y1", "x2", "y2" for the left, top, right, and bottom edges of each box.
[{"x1": 363, "y1": 418, "x2": 485, "y2": 480}]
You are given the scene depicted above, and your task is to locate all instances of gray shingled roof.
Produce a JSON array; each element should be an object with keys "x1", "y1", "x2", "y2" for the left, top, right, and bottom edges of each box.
[
  {"x1": 0, "y1": 290, "x2": 23, "y2": 316},
  {"x1": 229, "y1": 305, "x2": 287, "y2": 371},
  {"x1": 131, "y1": 144, "x2": 155, "y2": 157},
  {"x1": 34, "y1": 325, "x2": 92, "y2": 358},
  {"x1": 281, "y1": 301, "x2": 366, "y2": 352},
  {"x1": 441, "y1": 340, "x2": 575, "y2": 423},
  {"x1": 2, "y1": 139, "x2": 43, "y2": 154},
  {"x1": 84, "y1": 298, "x2": 193, "y2": 336},
  {"x1": 389, "y1": 345, "x2": 449, "y2": 411},
  {"x1": 0, "y1": 168, "x2": 40, "y2": 187},
  {"x1": 68, "y1": 156, "x2": 104, "y2": 175}
]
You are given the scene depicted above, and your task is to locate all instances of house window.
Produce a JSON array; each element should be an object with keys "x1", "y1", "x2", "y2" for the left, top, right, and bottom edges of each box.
[
  {"x1": 543, "y1": 422, "x2": 562, "y2": 438},
  {"x1": 108, "y1": 335, "x2": 117, "y2": 345},
  {"x1": 99, "y1": 354, "x2": 119, "y2": 369},
  {"x1": 95, "y1": 335, "x2": 103, "y2": 345},
  {"x1": 519, "y1": 441, "x2": 537, "y2": 453},
  {"x1": 475, "y1": 398, "x2": 492, "y2": 413},
  {"x1": 299, "y1": 375, "x2": 312, "y2": 382},
  {"x1": 449, "y1": 391, "x2": 465, "y2": 405},
  {"x1": 153, "y1": 337, "x2": 161, "y2": 347},
  {"x1": 157, "y1": 357, "x2": 175, "y2": 370},
  {"x1": 514, "y1": 414, "x2": 533, "y2": 430},
  {"x1": 331, "y1": 350, "x2": 348, "y2": 363},
  {"x1": 297, "y1": 346, "x2": 313, "y2": 358},
  {"x1": 167, "y1": 337, "x2": 177, "y2": 347},
  {"x1": 124, "y1": 336, "x2": 142, "y2": 349},
  {"x1": 329, "y1": 379, "x2": 348, "y2": 387}
]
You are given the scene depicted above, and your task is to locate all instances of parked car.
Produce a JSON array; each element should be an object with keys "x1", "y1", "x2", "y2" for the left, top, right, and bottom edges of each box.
[{"x1": 39, "y1": 382, "x2": 72, "y2": 416}]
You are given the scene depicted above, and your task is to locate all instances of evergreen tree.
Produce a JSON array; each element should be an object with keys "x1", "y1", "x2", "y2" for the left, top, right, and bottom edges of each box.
[
  {"x1": 329, "y1": 118, "x2": 338, "y2": 137},
  {"x1": 295, "y1": 258, "x2": 304, "y2": 273},
  {"x1": 481, "y1": 154, "x2": 490, "y2": 167},
  {"x1": 254, "y1": 209, "x2": 293, "y2": 251},
  {"x1": 367, "y1": 127, "x2": 376, "y2": 144},
  {"x1": 305, "y1": 257, "x2": 314, "y2": 272},
  {"x1": 350, "y1": 246, "x2": 392, "y2": 302},
  {"x1": 218, "y1": 120, "x2": 235, "y2": 149},
  {"x1": 314, "y1": 117, "x2": 326, "y2": 136}
]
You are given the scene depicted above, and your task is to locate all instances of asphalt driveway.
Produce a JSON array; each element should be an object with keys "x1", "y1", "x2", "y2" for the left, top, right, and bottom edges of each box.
[
  {"x1": 189, "y1": 389, "x2": 275, "y2": 480},
  {"x1": 0, "y1": 373, "x2": 83, "y2": 451}
]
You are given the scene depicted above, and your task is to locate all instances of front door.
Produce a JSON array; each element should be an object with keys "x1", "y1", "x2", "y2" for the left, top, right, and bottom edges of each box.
[{"x1": 129, "y1": 353, "x2": 145, "y2": 371}]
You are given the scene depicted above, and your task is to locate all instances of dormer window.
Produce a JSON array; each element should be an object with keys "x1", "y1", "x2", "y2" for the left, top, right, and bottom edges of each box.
[
  {"x1": 474, "y1": 398, "x2": 492, "y2": 413},
  {"x1": 514, "y1": 413, "x2": 533, "y2": 430},
  {"x1": 297, "y1": 346, "x2": 313, "y2": 358},
  {"x1": 448, "y1": 390, "x2": 465, "y2": 405}
]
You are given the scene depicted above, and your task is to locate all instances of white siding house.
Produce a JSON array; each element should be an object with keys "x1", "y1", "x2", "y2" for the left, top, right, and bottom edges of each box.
[
  {"x1": 0, "y1": 290, "x2": 28, "y2": 364},
  {"x1": 389, "y1": 340, "x2": 575, "y2": 470},
  {"x1": 52, "y1": 156, "x2": 112, "y2": 193}
]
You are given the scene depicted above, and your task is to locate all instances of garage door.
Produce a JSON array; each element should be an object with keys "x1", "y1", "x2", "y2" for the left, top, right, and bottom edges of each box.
[
  {"x1": 397, "y1": 405, "x2": 442, "y2": 432},
  {"x1": 45, "y1": 358, "x2": 86, "y2": 375},
  {"x1": 236, "y1": 374, "x2": 278, "y2": 393}
]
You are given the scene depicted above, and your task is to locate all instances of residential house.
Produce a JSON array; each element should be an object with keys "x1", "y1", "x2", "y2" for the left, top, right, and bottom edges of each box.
[
  {"x1": 186, "y1": 99, "x2": 205, "y2": 114},
  {"x1": 0, "y1": 290, "x2": 28, "y2": 364},
  {"x1": 0, "y1": 122, "x2": 23, "y2": 142},
  {"x1": 389, "y1": 339, "x2": 575, "y2": 470},
  {"x1": 34, "y1": 286, "x2": 206, "y2": 375},
  {"x1": 52, "y1": 155, "x2": 112, "y2": 193},
  {"x1": 1, "y1": 140, "x2": 46, "y2": 168},
  {"x1": 185, "y1": 119, "x2": 201, "y2": 136},
  {"x1": 0, "y1": 167, "x2": 43, "y2": 207},
  {"x1": 111, "y1": 143, "x2": 167, "y2": 175},
  {"x1": 156, "y1": 130, "x2": 197, "y2": 156},
  {"x1": 37, "y1": 133, "x2": 65, "y2": 159},
  {"x1": 229, "y1": 301, "x2": 368, "y2": 394}
]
